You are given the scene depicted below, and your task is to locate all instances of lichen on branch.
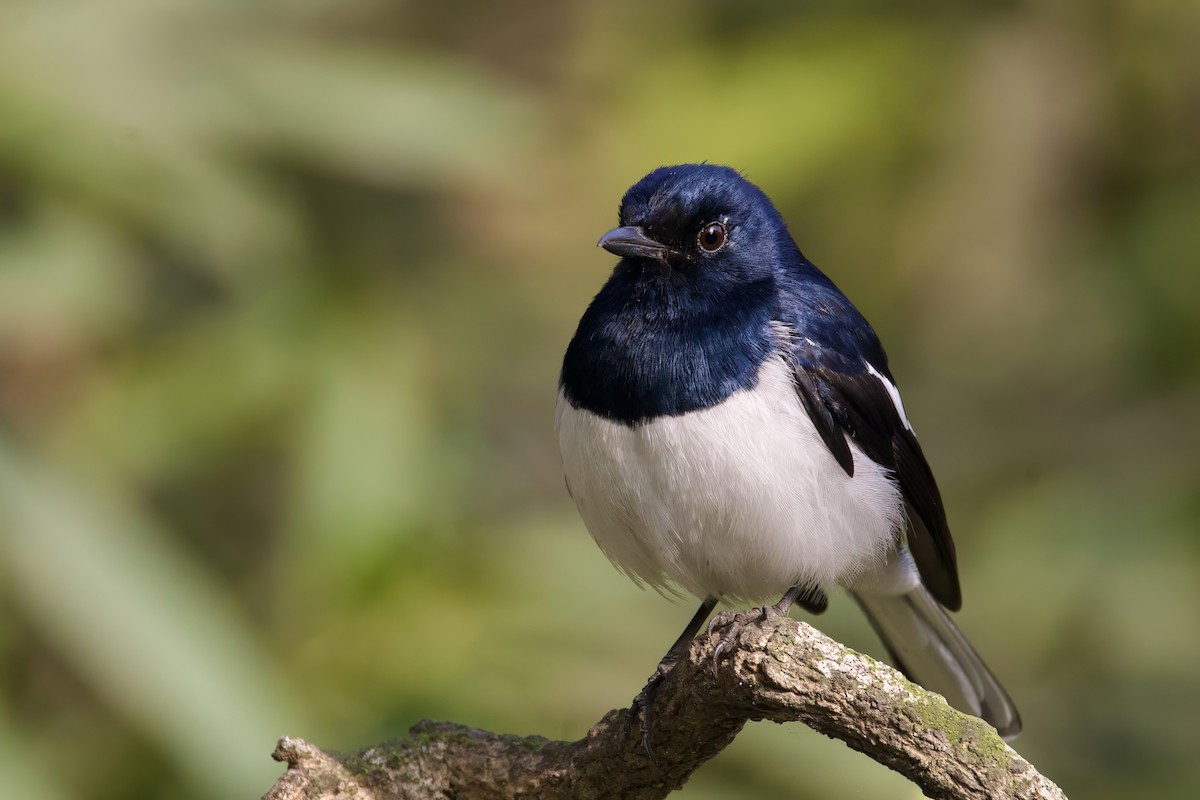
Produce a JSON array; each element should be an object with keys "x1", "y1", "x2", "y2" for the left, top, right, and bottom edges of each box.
[{"x1": 263, "y1": 617, "x2": 1066, "y2": 800}]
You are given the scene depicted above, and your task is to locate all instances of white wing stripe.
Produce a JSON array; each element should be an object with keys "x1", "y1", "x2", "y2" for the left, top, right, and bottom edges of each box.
[{"x1": 864, "y1": 361, "x2": 914, "y2": 432}]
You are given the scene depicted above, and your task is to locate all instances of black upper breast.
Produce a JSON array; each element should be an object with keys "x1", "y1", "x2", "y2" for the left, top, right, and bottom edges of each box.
[{"x1": 560, "y1": 269, "x2": 775, "y2": 425}]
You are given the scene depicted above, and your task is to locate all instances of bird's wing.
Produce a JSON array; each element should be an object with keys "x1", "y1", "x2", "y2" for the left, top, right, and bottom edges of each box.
[{"x1": 790, "y1": 336, "x2": 962, "y2": 610}]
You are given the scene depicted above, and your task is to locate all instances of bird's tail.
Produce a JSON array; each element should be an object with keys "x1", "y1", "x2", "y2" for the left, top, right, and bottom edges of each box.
[{"x1": 851, "y1": 585, "x2": 1022, "y2": 741}]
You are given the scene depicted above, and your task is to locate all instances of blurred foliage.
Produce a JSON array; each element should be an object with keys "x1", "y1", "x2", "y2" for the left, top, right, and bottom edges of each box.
[{"x1": 0, "y1": 1, "x2": 1197, "y2": 798}]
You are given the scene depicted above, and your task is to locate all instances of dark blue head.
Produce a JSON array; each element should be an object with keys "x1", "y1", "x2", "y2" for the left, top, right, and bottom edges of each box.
[
  {"x1": 561, "y1": 164, "x2": 807, "y2": 424},
  {"x1": 597, "y1": 164, "x2": 797, "y2": 285}
]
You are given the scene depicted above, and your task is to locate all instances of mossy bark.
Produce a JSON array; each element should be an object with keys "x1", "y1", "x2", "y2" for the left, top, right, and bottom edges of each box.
[{"x1": 264, "y1": 617, "x2": 1066, "y2": 800}]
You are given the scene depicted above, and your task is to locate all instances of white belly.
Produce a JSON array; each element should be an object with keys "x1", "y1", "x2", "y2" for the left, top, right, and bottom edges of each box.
[{"x1": 556, "y1": 357, "x2": 904, "y2": 603}]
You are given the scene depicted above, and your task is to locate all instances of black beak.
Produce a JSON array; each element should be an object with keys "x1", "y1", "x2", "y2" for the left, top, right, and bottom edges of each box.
[{"x1": 597, "y1": 226, "x2": 671, "y2": 261}]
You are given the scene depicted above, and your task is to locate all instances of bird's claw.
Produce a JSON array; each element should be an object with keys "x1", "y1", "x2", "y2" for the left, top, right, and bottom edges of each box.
[
  {"x1": 706, "y1": 600, "x2": 792, "y2": 672},
  {"x1": 706, "y1": 609, "x2": 755, "y2": 671},
  {"x1": 630, "y1": 658, "x2": 677, "y2": 761}
]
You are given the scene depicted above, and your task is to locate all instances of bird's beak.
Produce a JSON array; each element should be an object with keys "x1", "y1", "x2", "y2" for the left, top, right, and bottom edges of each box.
[{"x1": 596, "y1": 226, "x2": 670, "y2": 261}]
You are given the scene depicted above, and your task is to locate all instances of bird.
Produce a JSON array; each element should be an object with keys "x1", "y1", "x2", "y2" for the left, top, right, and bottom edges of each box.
[{"x1": 555, "y1": 163, "x2": 1021, "y2": 747}]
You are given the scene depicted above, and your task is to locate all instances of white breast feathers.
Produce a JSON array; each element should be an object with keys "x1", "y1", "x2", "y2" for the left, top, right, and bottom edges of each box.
[{"x1": 556, "y1": 357, "x2": 905, "y2": 603}]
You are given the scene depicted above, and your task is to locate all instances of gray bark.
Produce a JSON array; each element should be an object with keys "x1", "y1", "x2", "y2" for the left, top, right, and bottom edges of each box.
[{"x1": 263, "y1": 616, "x2": 1065, "y2": 800}]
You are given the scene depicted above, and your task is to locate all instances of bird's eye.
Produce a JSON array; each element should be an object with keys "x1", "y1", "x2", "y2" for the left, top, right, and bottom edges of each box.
[{"x1": 697, "y1": 222, "x2": 727, "y2": 252}]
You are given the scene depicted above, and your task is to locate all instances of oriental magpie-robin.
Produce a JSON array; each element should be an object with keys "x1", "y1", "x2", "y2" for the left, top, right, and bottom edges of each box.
[{"x1": 556, "y1": 164, "x2": 1020, "y2": 743}]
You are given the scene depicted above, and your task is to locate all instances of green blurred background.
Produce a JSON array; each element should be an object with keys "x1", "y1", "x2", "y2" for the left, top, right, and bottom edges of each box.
[{"x1": 1, "y1": 1, "x2": 1197, "y2": 798}]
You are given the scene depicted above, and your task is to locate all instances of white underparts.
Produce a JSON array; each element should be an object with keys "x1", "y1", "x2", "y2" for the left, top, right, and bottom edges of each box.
[{"x1": 556, "y1": 357, "x2": 906, "y2": 603}]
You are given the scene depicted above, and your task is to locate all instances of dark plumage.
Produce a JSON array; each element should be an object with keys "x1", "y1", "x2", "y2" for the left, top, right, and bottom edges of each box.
[{"x1": 557, "y1": 164, "x2": 1020, "y2": 744}]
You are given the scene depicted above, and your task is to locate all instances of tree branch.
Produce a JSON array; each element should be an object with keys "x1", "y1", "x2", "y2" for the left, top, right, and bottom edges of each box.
[{"x1": 263, "y1": 616, "x2": 1066, "y2": 800}]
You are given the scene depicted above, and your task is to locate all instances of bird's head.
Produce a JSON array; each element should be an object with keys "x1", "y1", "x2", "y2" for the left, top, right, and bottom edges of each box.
[{"x1": 597, "y1": 164, "x2": 793, "y2": 283}]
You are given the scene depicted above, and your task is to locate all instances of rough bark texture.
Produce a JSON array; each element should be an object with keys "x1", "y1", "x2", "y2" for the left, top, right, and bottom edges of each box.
[{"x1": 263, "y1": 617, "x2": 1066, "y2": 800}]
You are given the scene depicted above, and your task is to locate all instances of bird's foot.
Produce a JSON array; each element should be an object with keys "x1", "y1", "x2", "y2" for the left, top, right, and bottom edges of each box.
[
  {"x1": 704, "y1": 608, "x2": 760, "y2": 670},
  {"x1": 628, "y1": 597, "x2": 719, "y2": 761},
  {"x1": 630, "y1": 656, "x2": 679, "y2": 762},
  {"x1": 705, "y1": 593, "x2": 798, "y2": 671}
]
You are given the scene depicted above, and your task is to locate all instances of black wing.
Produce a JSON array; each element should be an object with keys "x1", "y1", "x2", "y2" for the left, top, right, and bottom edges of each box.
[{"x1": 790, "y1": 338, "x2": 962, "y2": 611}]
